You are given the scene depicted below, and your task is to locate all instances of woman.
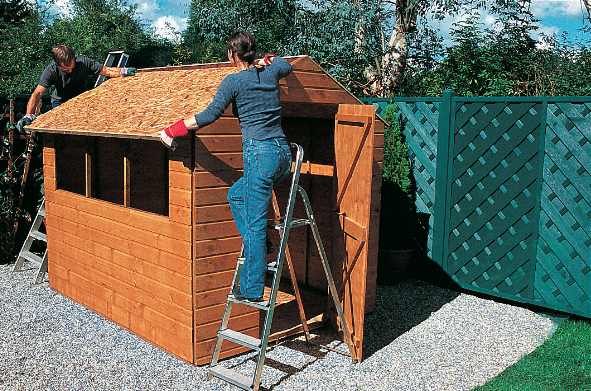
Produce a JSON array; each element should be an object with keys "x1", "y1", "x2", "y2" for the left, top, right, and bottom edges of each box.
[{"x1": 159, "y1": 31, "x2": 293, "y2": 302}]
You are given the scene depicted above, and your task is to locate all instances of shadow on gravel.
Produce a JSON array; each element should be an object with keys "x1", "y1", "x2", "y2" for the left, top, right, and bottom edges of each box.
[{"x1": 362, "y1": 277, "x2": 461, "y2": 360}]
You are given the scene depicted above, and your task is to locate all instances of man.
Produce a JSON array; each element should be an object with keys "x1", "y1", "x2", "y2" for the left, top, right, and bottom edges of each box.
[{"x1": 16, "y1": 44, "x2": 137, "y2": 133}]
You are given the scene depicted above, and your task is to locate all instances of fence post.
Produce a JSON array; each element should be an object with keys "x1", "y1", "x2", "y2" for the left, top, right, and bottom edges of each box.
[{"x1": 432, "y1": 89, "x2": 455, "y2": 268}]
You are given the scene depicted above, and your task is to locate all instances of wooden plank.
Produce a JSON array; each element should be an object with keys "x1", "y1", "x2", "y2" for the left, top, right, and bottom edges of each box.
[
  {"x1": 51, "y1": 238, "x2": 192, "y2": 309},
  {"x1": 194, "y1": 152, "x2": 243, "y2": 172},
  {"x1": 170, "y1": 170, "x2": 192, "y2": 191},
  {"x1": 280, "y1": 86, "x2": 356, "y2": 106},
  {"x1": 170, "y1": 187, "x2": 192, "y2": 208},
  {"x1": 194, "y1": 252, "x2": 240, "y2": 275},
  {"x1": 194, "y1": 170, "x2": 240, "y2": 188},
  {"x1": 194, "y1": 236, "x2": 242, "y2": 258},
  {"x1": 194, "y1": 220, "x2": 239, "y2": 241},
  {"x1": 194, "y1": 187, "x2": 231, "y2": 206},
  {"x1": 194, "y1": 302, "x2": 257, "y2": 326},
  {"x1": 192, "y1": 116, "x2": 241, "y2": 135},
  {"x1": 194, "y1": 204, "x2": 233, "y2": 224},
  {"x1": 194, "y1": 270, "x2": 235, "y2": 293},
  {"x1": 193, "y1": 313, "x2": 259, "y2": 343},
  {"x1": 195, "y1": 135, "x2": 242, "y2": 153}
]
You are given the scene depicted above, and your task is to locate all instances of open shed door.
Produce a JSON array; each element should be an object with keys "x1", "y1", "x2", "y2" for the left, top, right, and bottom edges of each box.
[{"x1": 331, "y1": 104, "x2": 375, "y2": 361}]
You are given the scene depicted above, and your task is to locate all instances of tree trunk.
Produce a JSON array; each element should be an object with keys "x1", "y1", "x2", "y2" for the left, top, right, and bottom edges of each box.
[{"x1": 380, "y1": 25, "x2": 408, "y2": 97}]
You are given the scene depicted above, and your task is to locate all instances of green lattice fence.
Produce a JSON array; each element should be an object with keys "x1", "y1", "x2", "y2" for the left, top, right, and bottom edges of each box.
[{"x1": 363, "y1": 92, "x2": 591, "y2": 317}]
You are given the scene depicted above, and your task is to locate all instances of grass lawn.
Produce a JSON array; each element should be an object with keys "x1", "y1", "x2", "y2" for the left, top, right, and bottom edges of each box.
[{"x1": 472, "y1": 318, "x2": 591, "y2": 391}]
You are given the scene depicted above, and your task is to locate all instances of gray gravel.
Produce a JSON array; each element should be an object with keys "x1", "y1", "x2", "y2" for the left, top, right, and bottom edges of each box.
[{"x1": 1, "y1": 263, "x2": 563, "y2": 391}]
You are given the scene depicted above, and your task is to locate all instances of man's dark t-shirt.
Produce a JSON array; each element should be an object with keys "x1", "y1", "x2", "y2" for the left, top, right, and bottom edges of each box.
[{"x1": 38, "y1": 56, "x2": 103, "y2": 105}]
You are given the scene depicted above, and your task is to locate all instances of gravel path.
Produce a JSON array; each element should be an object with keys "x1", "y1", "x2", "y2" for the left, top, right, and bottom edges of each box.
[{"x1": 1, "y1": 263, "x2": 562, "y2": 391}]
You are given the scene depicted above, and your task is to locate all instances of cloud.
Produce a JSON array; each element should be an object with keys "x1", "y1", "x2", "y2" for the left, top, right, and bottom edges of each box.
[
  {"x1": 530, "y1": 0, "x2": 585, "y2": 18},
  {"x1": 154, "y1": 15, "x2": 188, "y2": 41}
]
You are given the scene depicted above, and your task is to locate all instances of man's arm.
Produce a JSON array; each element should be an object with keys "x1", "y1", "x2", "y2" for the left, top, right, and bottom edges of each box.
[
  {"x1": 26, "y1": 85, "x2": 47, "y2": 115},
  {"x1": 99, "y1": 66, "x2": 136, "y2": 78}
]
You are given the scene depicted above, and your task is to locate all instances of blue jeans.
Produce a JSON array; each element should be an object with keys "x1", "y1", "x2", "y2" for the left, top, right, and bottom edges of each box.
[{"x1": 228, "y1": 138, "x2": 292, "y2": 298}]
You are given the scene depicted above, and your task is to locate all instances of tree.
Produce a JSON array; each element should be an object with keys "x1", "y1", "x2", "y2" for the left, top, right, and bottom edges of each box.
[
  {"x1": 0, "y1": 1, "x2": 48, "y2": 94},
  {"x1": 184, "y1": 0, "x2": 297, "y2": 64},
  {"x1": 45, "y1": 0, "x2": 159, "y2": 69}
]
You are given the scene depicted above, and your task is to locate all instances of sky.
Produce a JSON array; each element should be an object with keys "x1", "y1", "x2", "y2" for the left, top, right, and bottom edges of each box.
[{"x1": 47, "y1": 0, "x2": 590, "y2": 43}]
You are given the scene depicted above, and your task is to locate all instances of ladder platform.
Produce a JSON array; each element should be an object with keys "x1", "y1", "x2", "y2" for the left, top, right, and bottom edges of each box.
[
  {"x1": 228, "y1": 295, "x2": 270, "y2": 310},
  {"x1": 19, "y1": 251, "x2": 43, "y2": 266},
  {"x1": 269, "y1": 218, "x2": 309, "y2": 230},
  {"x1": 38, "y1": 208, "x2": 45, "y2": 218},
  {"x1": 218, "y1": 329, "x2": 262, "y2": 351},
  {"x1": 209, "y1": 365, "x2": 254, "y2": 391},
  {"x1": 30, "y1": 230, "x2": 46, "y2": 242}
]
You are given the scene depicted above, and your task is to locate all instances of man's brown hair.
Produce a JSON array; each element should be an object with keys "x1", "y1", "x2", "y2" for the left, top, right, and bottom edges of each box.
[{"x1": 51, "y1": 45, "x2": 75, "y2": 66}]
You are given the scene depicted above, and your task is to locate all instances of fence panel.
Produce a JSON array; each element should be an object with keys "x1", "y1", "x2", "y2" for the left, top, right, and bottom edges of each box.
[{"x1": 363, "y1": 94, "x2": 591, "y2": 317}]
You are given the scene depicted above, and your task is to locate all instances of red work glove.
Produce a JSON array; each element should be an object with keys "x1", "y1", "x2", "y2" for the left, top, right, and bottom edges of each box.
[
  {"x1": 263, "y1": 53, "x2": 276, "y2": 65},
  {"x1": 163, "y1": 119, "x2": 188, "y2": 138}
]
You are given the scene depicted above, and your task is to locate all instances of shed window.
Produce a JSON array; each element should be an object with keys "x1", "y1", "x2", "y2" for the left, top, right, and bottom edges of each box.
[{"x1": 54, "y1": 135, "x2": 169, "y2": 216}]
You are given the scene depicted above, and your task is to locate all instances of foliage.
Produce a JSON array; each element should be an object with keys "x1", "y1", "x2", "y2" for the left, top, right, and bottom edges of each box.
[
  {"x1": 473, "y1": 318, "x2": 591, "y2": 391},
  {"x1": 0, "y1": 1, "x2": 49, "y2": 94},
  {"x1": 379, "y1": 104, "x2": 416, "y2": 250},
  {"x1": 397, "y1": 4, "x2": 591, "y2": 97},
  {"x1": 184, "y1": 0, "x2": 297, "y2": 63},
  {"x1": 282, "y1": 0, "x2": 386, "y2": 95}
]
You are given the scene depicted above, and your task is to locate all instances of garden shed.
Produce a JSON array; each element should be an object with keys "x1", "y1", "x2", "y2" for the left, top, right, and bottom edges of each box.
[{"x1": 28, "y1": 56, "x2": 385, "y2": 364}]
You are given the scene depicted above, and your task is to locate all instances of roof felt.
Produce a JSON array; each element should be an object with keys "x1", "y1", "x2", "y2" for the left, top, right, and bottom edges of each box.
[{"x1": 29, "y1": 64, "x2": 238, "y2": 139}]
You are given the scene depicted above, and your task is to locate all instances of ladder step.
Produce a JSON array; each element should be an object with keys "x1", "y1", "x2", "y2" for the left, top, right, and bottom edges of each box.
[
  {"x1": 30, "y1": 230, "x2": 47, "y2": 242},
  {"x1": 38, "y1": 209, "x2": 46, "y2": 217},
  {"x1": 209, "y1": 365, "x2": 254, "y2": 391},
  {"x1": 272, "y1": 218, "x2": 309, "y2": 230},
  {"x1": 228, "y1": 295, "x2": 270, "y2": 310},
  {"x1": 267, "y1": 262, "x2": 278, "y2": 272},
  {"x1": 218, "y1": 329, "x2": 262, "y2": 351},
  {"x1": 19, "y1": 251, "x2": 43, "y2": 265}
]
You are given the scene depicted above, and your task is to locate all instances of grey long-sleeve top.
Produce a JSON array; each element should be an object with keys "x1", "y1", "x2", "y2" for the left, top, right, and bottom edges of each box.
[{"x1": 194, "y1": 56, "x2": 292, "y2": 142}]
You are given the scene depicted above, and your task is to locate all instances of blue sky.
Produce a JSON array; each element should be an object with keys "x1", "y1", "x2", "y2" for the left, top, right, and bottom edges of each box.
[{"x1": 50, "y1": 0, "x2": 589, "y2": 43}]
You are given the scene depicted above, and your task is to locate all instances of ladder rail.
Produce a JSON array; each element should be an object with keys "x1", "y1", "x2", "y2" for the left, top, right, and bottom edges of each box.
[
  {"x1": 13, "y1": 198, "x2": 48, "y2": 285},
  {"x1": 208, "y1": 143, "x2": 355, "y2": 391}
]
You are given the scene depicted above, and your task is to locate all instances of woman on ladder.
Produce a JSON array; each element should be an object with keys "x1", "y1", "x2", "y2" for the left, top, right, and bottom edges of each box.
[{"x1": 159, "y1": 30, "x2": 293, "y2": 302}]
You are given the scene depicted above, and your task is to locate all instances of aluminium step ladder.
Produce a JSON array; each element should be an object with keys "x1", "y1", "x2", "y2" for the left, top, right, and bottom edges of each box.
[
  {"x1": 207, "y1": 144, "x2": 354, "y2": 391},
  {"x1": 13, "y1": 198, "x2": 48, "y2": 285},
  {"x1": 94, "y1": 51, "x2": 129, "y2": 88}
]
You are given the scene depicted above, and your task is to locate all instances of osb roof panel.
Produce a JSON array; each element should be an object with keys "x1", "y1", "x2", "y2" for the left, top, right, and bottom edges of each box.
[
  {"x1": 28, "y1": 56, "x2": 367, "y2": 138},
  {"x1": 29, "y1": 66, "x2": 238, "y2": 139}
]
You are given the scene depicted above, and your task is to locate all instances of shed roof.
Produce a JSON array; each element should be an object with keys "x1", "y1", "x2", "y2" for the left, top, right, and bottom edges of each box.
[{"x1": 29, "y1": 56, "x2": 365, "y2": 139}]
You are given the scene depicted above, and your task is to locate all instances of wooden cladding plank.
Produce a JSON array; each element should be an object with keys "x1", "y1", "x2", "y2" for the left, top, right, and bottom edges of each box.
[
  {"x1": 194, "y1": 236, "x2": 242, "y2": 258},
  {"x1": 49, "y1": 271, "x2": 194, "y2": 363},
  {"x1": 194, "y1": 270, "x2": 235, "y2": 293},
  {"x1": 170, "y1": 187, "x2": 192, "y2": 208},
  {"x1": 43, "y1": 165, "x2": 56, "y2": 180},
  {"x1": 194, "y1": 313, "x2": 259, "y2": 343},
  {"x1": 194, "y1": 187, "x2": 231, "y2": 206},
  {"x1": 50, "y1": 235, "x2": 192, "y2": 310},
  {"x1": 195, "y1": 152, "x2": 243, "y2": 172},
  {"x1": 50, "y1": 260, "x2": 192, "y2": 339},
  {"x1": 170, "y1": 170, "x2": 192, "y2": 191},
  {"x1": 194, "y1": 170, "x2": 241, "y2": 188},
  {"x1": 194, "y1": 220, "x2": 239, "y2": 241},
  {"x1": 280, "y1": 71, "x2": 348, "y2": 90},
  {"x1": 43, "y1": 147, "x2": 56, "y2": 167},
  {"x1": 280, "y1": 87, "x2": 356, "y2": 106},
  {"x1": 47, "y1": 203, "x2": 192, "y2": 276},
  {"x1": 195, "y1": 135, "x2": 242, "y2": 153},
  {"x1": 46, "y1": 191, "x2": 192, "y2": 254},
  {"x1": 194, "y1": 204, "x2": 233, "y2": 224},
  {"x1": 192, "y1": 116, "x2": 241, "y2": 135},
  {"x1": 194, "y1": 252, "x2": 240, "y2": 276},
  {"x1": 194, "y1": 302, "x2": 257, "y2": 326}
]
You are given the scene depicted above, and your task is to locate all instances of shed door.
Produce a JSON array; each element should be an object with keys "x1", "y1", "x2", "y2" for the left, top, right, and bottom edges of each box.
[{"x1": 331, "y1": 104, "x2": 375, "y2": 361}]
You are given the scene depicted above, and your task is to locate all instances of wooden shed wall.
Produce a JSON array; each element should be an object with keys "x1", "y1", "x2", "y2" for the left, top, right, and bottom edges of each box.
[{"x1": 43, "y1": 134, "x2": 195, "y2": 363}]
